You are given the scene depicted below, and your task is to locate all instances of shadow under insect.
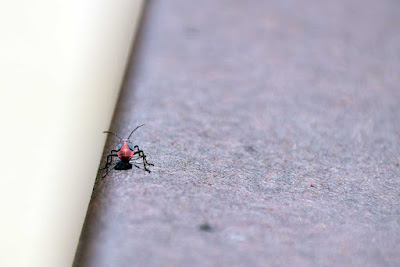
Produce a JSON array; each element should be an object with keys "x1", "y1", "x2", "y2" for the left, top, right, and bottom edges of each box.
[
  {"x1": 98, "y1": 124, "x2": 154, "y2": 178},
  {"x1": 114, "y1": 161, "x2": 133, "y2": 170}
]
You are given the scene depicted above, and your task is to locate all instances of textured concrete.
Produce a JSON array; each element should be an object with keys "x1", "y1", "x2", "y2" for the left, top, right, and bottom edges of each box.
[{"x1": 74, "y1": 0, "x2": 400, "y2": 266}]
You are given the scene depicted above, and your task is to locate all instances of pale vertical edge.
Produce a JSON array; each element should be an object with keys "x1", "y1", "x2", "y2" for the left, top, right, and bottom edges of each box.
[{"x1": 0, "y1": 0, "x2": 145, "y2": 266}]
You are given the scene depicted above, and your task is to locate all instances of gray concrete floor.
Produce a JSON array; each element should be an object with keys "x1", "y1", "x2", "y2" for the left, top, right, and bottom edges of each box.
[{"x1": 74, "y1": 0, "x2": 400, "y2": 266}]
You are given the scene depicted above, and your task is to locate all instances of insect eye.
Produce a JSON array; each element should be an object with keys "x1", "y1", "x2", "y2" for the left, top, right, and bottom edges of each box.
[
  {"x1": 116, "y1": 143, "x2": 122, "y2": 151},
  {"x1": 127, "y1": 142, "x2": 134, "y2": 150}
]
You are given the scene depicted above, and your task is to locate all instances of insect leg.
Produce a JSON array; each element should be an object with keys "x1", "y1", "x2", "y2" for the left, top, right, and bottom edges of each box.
[
  {"x1": 99, "y1": 153, "x2": 118, "y2": 170},
  {"x1": 129, "y1": 162, "x2": 141, "y2": 169},
  {"x1": 97, "y1": 150, "x2": 120, "y2": 179},
  {"x1": 101, "y1": 160, "x2": 119, "y2": 178},
  {"x1": 133, "y1": 148, "x2": 153, "y2": 173},
  {"x1": 99, "y1": 153, "x2": 119, "y2": 178}
]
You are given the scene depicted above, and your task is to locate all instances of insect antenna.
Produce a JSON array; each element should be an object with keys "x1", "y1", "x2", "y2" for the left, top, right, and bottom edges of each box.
[
  {"x1": 103, "y1": 131, "x2": 123, "y2": 141},
  {"x1": 128, "y1": 124, "x2": 145, "y2": 140}
]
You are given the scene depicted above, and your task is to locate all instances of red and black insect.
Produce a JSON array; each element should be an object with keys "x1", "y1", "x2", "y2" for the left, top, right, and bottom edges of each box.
[{"x1": 99, "y1": 124, "x2": 153, "y2": 177}]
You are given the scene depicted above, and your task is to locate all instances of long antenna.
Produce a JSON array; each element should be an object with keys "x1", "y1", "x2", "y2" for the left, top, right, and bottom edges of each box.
[
  {"x1": 128, "y1": 124, "x2": 145, "y2": 140},
  {"x1": 103, "y1": 131, "x2": 123, "y2": 140}
]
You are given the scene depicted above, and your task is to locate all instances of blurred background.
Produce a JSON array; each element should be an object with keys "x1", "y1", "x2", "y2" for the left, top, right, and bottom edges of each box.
[{"x1": 1, "y1": 0, "x2": 400, "y2": 266}]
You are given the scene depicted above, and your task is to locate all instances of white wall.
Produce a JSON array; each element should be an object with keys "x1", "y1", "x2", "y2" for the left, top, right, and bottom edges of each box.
[{"x1": 0, "y1": 0, "x2": 144, "y2": 266}]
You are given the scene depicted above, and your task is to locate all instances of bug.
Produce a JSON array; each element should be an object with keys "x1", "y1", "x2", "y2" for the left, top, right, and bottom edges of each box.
[{"x1": 99, "y1": 124, "x2": 154, "y2": 177}]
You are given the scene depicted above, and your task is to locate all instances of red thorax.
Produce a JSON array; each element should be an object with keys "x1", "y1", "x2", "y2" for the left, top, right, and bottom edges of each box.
[{"x1": 117, "y1": 140, "x2": 134, "y2": 163}]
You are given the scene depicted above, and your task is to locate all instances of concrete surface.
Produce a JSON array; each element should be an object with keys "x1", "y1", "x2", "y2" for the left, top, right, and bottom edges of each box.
[{"x1": 74, "y1": 0, "x2": 400, "y2": 266}]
